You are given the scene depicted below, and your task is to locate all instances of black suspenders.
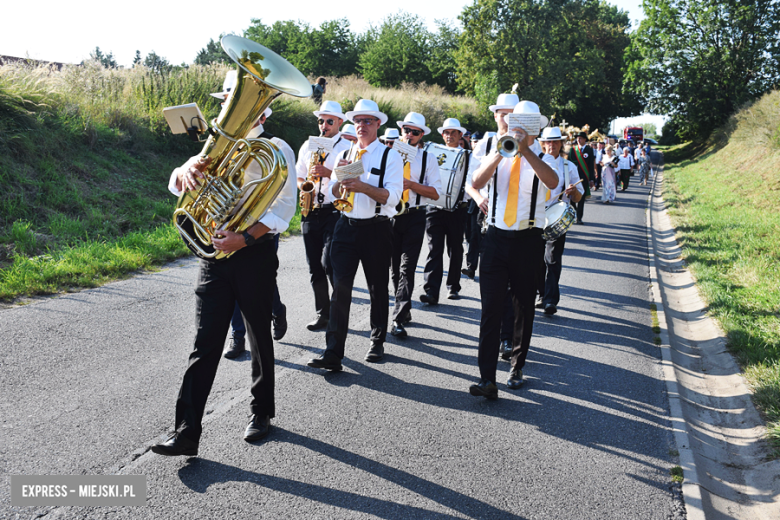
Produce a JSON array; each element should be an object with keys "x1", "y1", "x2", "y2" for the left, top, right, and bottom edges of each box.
[
  {"x1": 487, "y1": 136, "x2": 545, "y2": 229},
  {"x1": 415, "y1": 150, "x2": 429, "y2": 207},
  {"x1": 374, "y1": 147, "x2": 391, "y2": 215}
]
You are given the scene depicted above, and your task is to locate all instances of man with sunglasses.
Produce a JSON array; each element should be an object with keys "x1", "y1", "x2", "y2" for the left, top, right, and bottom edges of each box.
[
  {"x1": 307, "y1": 99, "x2": 403, "y2": 371},
  {"x1": 295, "y1": 101, "x2": 352, "y2": 331},
  {"x1": 389, "y1": 113, "x2": 443, "y2": 339}
]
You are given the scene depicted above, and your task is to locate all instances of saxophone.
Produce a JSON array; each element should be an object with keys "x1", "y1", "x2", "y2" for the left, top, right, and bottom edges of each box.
[{"x1": 299, "y1": 133, "x2": 325, "y2": 217}]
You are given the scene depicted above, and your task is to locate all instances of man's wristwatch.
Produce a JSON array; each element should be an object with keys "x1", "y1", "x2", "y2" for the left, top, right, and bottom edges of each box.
[{"x1": 242, "y1": 231, "x2": 256, "y2": 247}]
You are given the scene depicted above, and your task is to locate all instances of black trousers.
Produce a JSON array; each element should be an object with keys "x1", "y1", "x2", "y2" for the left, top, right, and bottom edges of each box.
[
  {"x1": 464, "y1": 201, "x2": 482, "y2": 271},
  {"x1": 537, "y1": 233, "x2": 567, "y2": 306},
  {"x1": 423, "y1": 206, "x2": 467, "y2": 299},
  {"x1": 302, "y1": 205, "x2": 339, "y2": 319},
  {"x1": 478, "y1": 227, "x2": 544, "y2": 382},
  {"x1": 620, "y1": 169, "x2": 631, "y2": 190},
  {"x1": 325, "y1": 216, "x2": 393, "y2": 359},
  {"x1": 391, "y1": 210, "x2": 427, "y2": 323},
  {"x1": 594, "y1": 164, "x2": 602, "y2": 190},
  {"x1": 175, "y1": 239, "x2": 277, "y2": 442}
]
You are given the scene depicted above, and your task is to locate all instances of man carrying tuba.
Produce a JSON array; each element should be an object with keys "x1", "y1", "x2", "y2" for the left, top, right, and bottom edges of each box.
[{"x1": 295, "y1": 101, "x2": 351, "y2": 331}]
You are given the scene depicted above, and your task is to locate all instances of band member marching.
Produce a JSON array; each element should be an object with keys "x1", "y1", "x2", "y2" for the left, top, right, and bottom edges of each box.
[
  {"x1": 295, "y1": 101, "x2": 352, "y2": 331},
  {"x1": 568, "y1": 131, "x2": 595, "y2": 224},
  {"x1": 467, "y1": 101, "x2": 559, "y2": 399},
  {"x1": 389, "y1": 113, "x2": 443, "y2": 339},
  {"x1": 307, "y1": 99, "x2": 403, "y2": 371},
  {"x1": 420, "y1": 118, "x2": 478, "y2": 304}
]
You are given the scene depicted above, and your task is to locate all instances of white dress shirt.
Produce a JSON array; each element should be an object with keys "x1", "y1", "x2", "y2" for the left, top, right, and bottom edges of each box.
[
  {"x1": 468, "y1": 140, "x2": 551, "y2": 231},
  {"x1": 295, "y1": 132, "x2": 352, "y2": 205},
  {"x1": 405, "y1": 146, "x2": 443, "y2": 207},
  {"x1": 544, "y1": 155, "x2": 585, "y2": 208},
  {"x1": 168, "y1": 124, "x2": 297, "y2": 235},
  {"x1": 333, "y1": 138, "x2": 403, "y2": 219},
  {"x1": 617, "y1": 153, "x2": 635, "y2": 170}
]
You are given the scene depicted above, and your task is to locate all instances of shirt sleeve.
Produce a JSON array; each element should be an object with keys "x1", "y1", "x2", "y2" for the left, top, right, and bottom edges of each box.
[
  {"x1": 382, "y1": 150, "x2": 404, "y2": 208},
  {"x1": 168, "y1": 155, "x2": 202, "y2": 197},
  {"x1": 295, "y1": 141, "x2": 310, "y2": 180},
  {"x1": 258, "y1": 139, "x2": 297, "y2": 234}
]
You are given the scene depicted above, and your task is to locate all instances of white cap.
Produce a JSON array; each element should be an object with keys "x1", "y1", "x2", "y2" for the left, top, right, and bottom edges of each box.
[
  {"x1": 345, "y1": 99, "x2": 388, "y2": 125},
  {"x1": 210, "y1": 70, "x2": 237, "y2": 100},
  {"x1": 437, "y1": 118, "x2": 467, "y2": 135},
  {"x1": 313, "y1": 100, "x2": 346, "y2": 121},
  {"x1": 396, "y1": 112, "x2": 431, "y2": 135},
  {"x1": 489, "y1": 93, "x2": 520, "y2": 113},
  {"x1": 382, "y1": 128, "x2": 400, "y2": 140}
]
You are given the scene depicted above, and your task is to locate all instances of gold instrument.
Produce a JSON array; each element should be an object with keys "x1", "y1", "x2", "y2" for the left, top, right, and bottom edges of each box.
[
  {"x1": 300, "y1": 133, "x2": 325, "y2": 217},
  {"x1": 393, "y1": 140, "x2": 419, "y2": 216},
  {"x1": 333, "y1": 143, "x2": 356, "y2": 212},
  {"x1": 173, "y1": 35, "x2": 311, "y2": 260},
  {"x1": 497, "y1": 134, "x2": 521, "y2": 158}
]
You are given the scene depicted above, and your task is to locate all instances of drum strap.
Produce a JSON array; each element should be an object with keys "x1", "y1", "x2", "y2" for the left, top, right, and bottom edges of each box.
[
  {"x1": 455, "y1": 150, "x2": 470, "y2": 205},
  {"x1": 490, "y1": 150, "x2": 544, "y2": 229},
  {"x1": 415, "y1": 150, "x2": 428, "y2": 207}
]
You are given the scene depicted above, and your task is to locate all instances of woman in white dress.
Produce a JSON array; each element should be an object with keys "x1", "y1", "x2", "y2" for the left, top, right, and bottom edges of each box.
[{"x1": 600, "y1": 145, "x2": 617, "y2": 203}]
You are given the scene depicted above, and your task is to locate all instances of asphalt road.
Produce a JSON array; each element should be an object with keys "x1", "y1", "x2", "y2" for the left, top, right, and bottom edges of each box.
[{"x1": 2, "y1": 162, "x2": 686, "y2": 519}]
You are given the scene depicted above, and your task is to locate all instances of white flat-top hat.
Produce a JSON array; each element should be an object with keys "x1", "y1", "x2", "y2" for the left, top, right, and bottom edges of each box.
[
  {"x1": 382, "y1": 128, "x2": 400, "y2": 140},
  {"x1": 210, "y1": 70, "x2": 237, "y2": 100},
  {"x1": 313, "y1": 100, "x2": 346, "y2": 121},
  {"x1": 396, "y1": 112, "x2": 431, "y2": 135},
  {"x1": 512, "y1": 100, "x2": 549, "y2": 128},
  {"x1": 489, "y1": 93, "x2": 520, "y2": 112},
  {"x1": 341, "y1": 124, "x2": 357, "y2": 138},
  {"x1": 538, "y1": 126, "x2": 565, "y2": 141},
  {"x1": 438, "y1": 118, "x2": 467, "y2": 135},
  {"x1": 345, "y1": 99, "x2": 388, "y2": 125}
]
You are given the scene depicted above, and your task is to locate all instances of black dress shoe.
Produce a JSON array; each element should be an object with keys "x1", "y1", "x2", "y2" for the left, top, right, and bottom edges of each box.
[
  {"x1": 272, "y1": 304, "x2": 287, "y2": 341},
  {"x1": 244, "y1": 415, "x2": 271, "y2": 442},
  {"x1": 500, "y1": 339, "x2": 512, "y2": 360},
  {"x1": 306, "y1": 315, "x2": 329, "y2": 331},
  {"x1": 307, "y1": 354, "x2": 342, "y2": 371},
  {"x1": 461, "y1": 268, "x2": 475, "y2": 279},
  {"x1": 223, "y1": 338, "x2": 245, "y2": 359},
  {"x1": 469, "y1": 379, "x2": 498, "y2": 399},
  {"x1": 365, "y1": 343, "x2": 384, "y2": 362},
  {"x1": 390, "y1": 322, "x2": 408, "y2": 339},
  {"x1": 419, "y1": 294, "x2": 438, "y2": 305},
  {"x1": 544, "y1": 304, "x2": 557, "y2": 315},
  {"x1": 447, "y1": 290, "x2": 460, "y2": 300},
  {"x1": 507, "y1": 368, "x2": 524, "y2": 390},
  {"x1": 399, "y1": 314, "x2": 412, "y2": 325},
  {"x1": 150, "y1": 432, "x2": 198, "y2": 457}
]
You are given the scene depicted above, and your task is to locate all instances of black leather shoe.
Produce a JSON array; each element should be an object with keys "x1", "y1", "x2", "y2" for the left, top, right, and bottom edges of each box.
[
  {"x1": 447, "y1": 290, "x2": 460, "y2": 300},
  {"x1": 419, "y1": 294, "x2": 438, "y2": 305},
  {"x1": 365, "y1": 343, "x2": 384, "y2": 362},
  {"x1": 399, "y1": 314, "x2": 412, "y2": 325},
  {"x1": 500, "y1": 340, "x2": 512, "y2": 360},
  {"x1": 223, "y1": 338, "x2": 245, "y2": 359},
  {"x1": 469, "y1": 379, "x2": 498, "y2": 399},
  {"x1": 544, "y1": 304, "x2": 557, "y2": 315},
  {"x1": 244, "y1": 414, "x2": 271, "y2": 442},
  {"x1": 272, "y1": 304, "x2": 287, "y2": 340},
  {"x1": 507, "y1": 368, "x2": 524, "y2": 389},
  {"x1": 150, "y1": 432, "x2": 198, "y2": 457},
  {"x1": 390, "y1": 322, "x2": 407, "y2": 339},
  {"x1": 307, "y1": 354, "x2": 343, "y2": 371},
  {"x1": 461, "y1": 268, "x2": 475, "y2": 279},
  {"x1": 306, "y1": 315, "x2": 329, "y2": 331}
]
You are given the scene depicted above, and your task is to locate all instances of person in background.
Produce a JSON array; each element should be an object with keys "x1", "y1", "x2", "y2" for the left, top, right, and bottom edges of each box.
[
  {"x1": 637, "y1": 149, "x2": 650, "y2": 186},
  {"x1": 341, "y1": 124, "x2": 358, "y2": 143},
  {"x1": 617, "y1": 146, "x2": 635, "y2": 191},
  {"x1": 311, "y1": 77, "x2": 327, "y2": 105},
  {"x1": 567, "y1": 132, "x2": 595, "y2": 225},
  {"x1": 381, "y1": 128, "x2": 400, "y2": 147},
  {"x1": 593, "y1": 141, "x2": 604, "y2": 191},
  {"x1": 600, "y1": 145, "x2": 617, "y2": 203}
]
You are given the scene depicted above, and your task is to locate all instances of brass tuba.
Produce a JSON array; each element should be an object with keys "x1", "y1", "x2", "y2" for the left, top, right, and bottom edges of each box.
[{"x1": 173, "y1": 35, "x2": 311, "y2": 260}]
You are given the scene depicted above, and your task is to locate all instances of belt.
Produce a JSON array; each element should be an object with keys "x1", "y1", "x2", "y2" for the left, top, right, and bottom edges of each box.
[
  {"x1": 341, "y1": 215, "x2": 390, "y2": 227},
  {"x1": 488, "y1": 225, "x2": 542, "y2": 238},
  {"x1": 304, "y1": 204, "x2": 336, "y2": 216},
  {"x1": 395, "y1": 206, "x2": 427, "y2": 216}
]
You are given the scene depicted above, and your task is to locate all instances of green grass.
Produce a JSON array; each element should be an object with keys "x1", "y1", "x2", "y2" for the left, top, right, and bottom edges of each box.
[
  {"x1": 670, "y1": 466, "x2": 684, "y2": 483},
  {"x1": 661, "y1": 90, "x2": 780, "y2": 449}
]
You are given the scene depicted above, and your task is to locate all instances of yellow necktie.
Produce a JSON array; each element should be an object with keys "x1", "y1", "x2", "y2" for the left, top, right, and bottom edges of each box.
[
  {"x1": 402, "y1": 161, "x2": 411, "y2": 203},
  {"x1": 504, "y1": 156, "x2": 521, "y2": 227}
]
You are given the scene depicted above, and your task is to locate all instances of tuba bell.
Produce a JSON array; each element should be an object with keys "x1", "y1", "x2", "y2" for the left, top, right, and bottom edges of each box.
[{"x1": 173, "y1": 35, "x2": 311, "y2": 260}]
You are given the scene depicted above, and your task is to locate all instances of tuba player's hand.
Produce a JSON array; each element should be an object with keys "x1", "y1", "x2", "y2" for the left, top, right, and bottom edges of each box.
[{"x1": 211, "y1": 229, "x2": 245, "y2": 254}]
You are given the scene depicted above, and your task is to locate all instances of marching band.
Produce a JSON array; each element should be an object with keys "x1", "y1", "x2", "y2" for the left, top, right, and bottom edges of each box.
[{"x1": 152, "y1": 47, "x2": 591, "y2": 454}]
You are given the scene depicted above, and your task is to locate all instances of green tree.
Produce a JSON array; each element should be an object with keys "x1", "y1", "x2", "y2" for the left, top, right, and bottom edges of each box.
[
  {"x1": 359, "y1": 12, "x2": 434, "y2": 88},
  {"x1": 132, "y1": 50, "x2": 142, "y2": 66},
  {"x1": 456, "y1": 0, "x2": 641, "y2": 130},
  {"x1": 89, "y1": 47, "x2": 117, "y2": 68},
  {"x1": 194, "y1": 37, "x2": 230, "y2": 65},
  {"x1": 143, "y1": 51, "x2": 171, "y2": 74},
  {"x1": 427, "y1": 20, "x2": 460, "y2": 92},
  {"x1": 625, "y1": 0, "x2": 780, "y2": 140}
]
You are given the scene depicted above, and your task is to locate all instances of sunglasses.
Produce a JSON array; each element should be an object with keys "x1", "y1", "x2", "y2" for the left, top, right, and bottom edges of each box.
[
  {"x1": 318, "y1": 118, "x2": 336, "y2": 126},
  {"x1": 402, "y1": 128, "x2": 422, "y2": 137},
  {"x1": 353, "y1": 117, "x2": 378, "y2": 126}
]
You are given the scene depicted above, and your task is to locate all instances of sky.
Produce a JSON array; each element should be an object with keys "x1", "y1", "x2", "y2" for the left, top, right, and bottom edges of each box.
[{"x1": 2, "y1": 0, "x2": 662, "y2": 130}]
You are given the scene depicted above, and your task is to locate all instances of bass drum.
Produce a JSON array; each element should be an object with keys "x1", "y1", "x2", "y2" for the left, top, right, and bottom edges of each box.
[
  {"x1": 423, "y1": 143, "x2": 467, "y2": 210},
  {"x1": 543, "y1": 201, "x2": 576, "y2": 241}
]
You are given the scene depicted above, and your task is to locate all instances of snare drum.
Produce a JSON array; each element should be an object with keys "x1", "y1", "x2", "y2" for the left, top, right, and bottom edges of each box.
[
  {"x1": 423, "y1": 143, "x2": 467, "y2": 210},
  {"x1": 542, "y1": 201, "x2": 576, "y2": 241}
]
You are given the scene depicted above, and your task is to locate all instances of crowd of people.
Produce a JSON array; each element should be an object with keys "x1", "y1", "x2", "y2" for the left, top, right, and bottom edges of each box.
[{"x1": 150, "y1": 71, "x2": 652, "y2": 456}]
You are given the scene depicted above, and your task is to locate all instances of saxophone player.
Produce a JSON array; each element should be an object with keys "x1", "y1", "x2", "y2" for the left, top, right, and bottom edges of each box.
[
  {"x1": 295, "y1": 101, "x2": 351, "y2": 331},
  {"x1": 389, "y1": 113, "x2": 442, "y2": 339}
]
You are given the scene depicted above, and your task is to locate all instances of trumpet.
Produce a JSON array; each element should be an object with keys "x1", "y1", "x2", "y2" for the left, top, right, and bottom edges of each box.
[
  {"x1": 497, "y1": 134, "x2": 521, "y2": 158},
  {"x1": 333, "y1": 143, "x2": 356, "y2": 212},
  {"x1": 300, "y1": 133, "x2": 324, "y2": 217}
]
